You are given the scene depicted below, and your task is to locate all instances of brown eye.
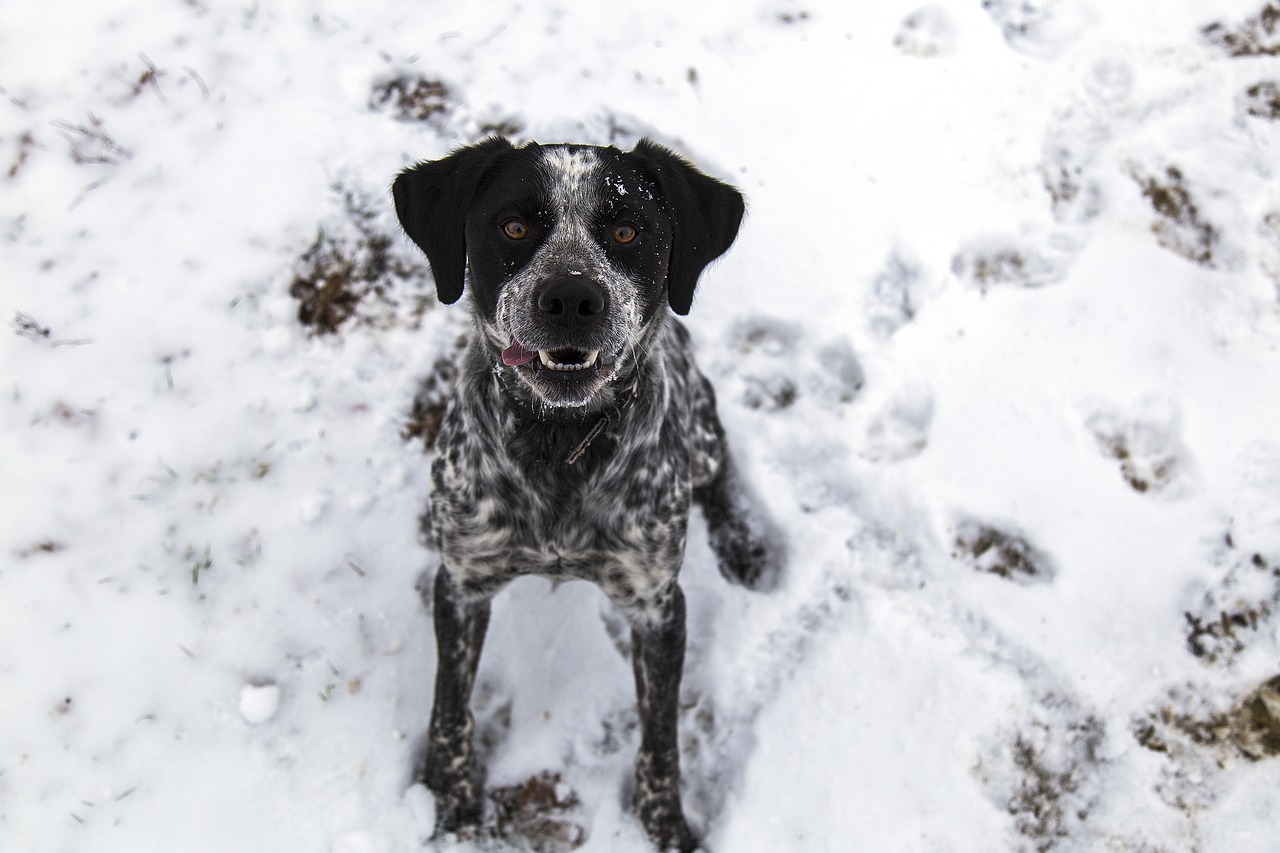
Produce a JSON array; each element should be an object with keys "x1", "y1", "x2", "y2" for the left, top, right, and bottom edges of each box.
[
  {"x1": 613, "y1": 223, "x2": 638, "y2": 244},
  {"x1": 502, "y1": 218, "x2": 529, "y2": 240}
]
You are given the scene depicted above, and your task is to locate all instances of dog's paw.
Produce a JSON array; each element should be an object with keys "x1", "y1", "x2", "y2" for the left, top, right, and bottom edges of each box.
[
  {"x1": 708, "y1": 518, "x2": 784, "y2": 593},
  {"x1": 413, "y1": 743, "x2": 485, "y2": 835},
  {"x1": 636, "y1": 806, "x2": 700, "y2": 853},
  {"x1": 429, "y1": 795, "x2": 484, "y2": 840}
]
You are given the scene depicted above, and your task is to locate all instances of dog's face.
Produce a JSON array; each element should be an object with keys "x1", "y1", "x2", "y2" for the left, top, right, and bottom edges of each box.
[{"x1": 394, "y1": 138, "x2": 744, "y2": 408}]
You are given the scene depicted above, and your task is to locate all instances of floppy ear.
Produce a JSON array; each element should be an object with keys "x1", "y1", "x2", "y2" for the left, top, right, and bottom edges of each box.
[
  {"x1": 392, "y1": 136, "x2": 514, "y2": 305},
  {"x1": 632, "y1": 138, "x2": 745, "y2": 316}
]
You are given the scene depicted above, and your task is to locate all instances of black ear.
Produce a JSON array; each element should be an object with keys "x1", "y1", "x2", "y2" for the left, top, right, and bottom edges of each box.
[
  {"x1": 632, "y1": 138, "x2": 745, "y2": 315},
  {"x1": 392, "y1": 136, "x2": 514, "y2": 305}
]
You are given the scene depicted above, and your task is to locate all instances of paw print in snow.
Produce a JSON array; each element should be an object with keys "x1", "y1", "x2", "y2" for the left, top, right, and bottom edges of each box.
[
  {"x1": 866, "y1": 251, "x2": 926, "y2": 338},
  {"x1": 951, "y1": 229, "x2": 1082, "y2": 293},
  {"x1": 982, "y1": 0, "x2": 1095, "y2": 60},
  {"x1": 1084, "y1": 398, "x2": 1194, "y2": 498},
  {"x1": 1040, "y1": 56, "x2": 1134, "y2": 225},
  {"x1": 1127, "y1": 164, "x2": 1226, "y2": 270},
  {"x1": 976, "y1": 692, "x2": 1105, "y2": 850},
  {"x1": 1134, "y1": 676, "x2": 1280, "y2": 812},
  {"x1": 894, "y1": 7, "x2": 958, "y2": 57},
  {"x1": 860, "y1": 383, "x2": 935, "y2": 463},
  {"x1": 722, "y1": 317, "x2": 864, "y2": 412},
  {"x1": 951, "y1": 517, "x2": 1056, "y2": 584}
]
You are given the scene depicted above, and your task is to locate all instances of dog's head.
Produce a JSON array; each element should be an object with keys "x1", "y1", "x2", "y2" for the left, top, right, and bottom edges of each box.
[{"x1": 393, "y1": 138, "x2": 744, "y2": 408}]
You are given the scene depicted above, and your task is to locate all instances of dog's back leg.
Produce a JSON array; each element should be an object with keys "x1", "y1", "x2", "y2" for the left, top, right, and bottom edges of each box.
[{"x1": 418, "y1": 567, "x2": 492, "y2": 834}]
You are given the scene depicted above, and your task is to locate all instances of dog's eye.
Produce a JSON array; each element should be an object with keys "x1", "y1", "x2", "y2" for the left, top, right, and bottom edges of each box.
[
  {"x1": 613, "y1": 223, "x2": 639, "y2": 245},
  {"x1": 502, "y1": 218, "x2": 529, "y2": 240}
]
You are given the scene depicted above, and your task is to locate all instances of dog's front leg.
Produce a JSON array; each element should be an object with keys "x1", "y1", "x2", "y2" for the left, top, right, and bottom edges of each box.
[
  {"x1": 631, "y1": 582, "x2": 698, "y2": 853},
  {"x1": 420, "y1": 567, "x2": 491, "y2": 835}
]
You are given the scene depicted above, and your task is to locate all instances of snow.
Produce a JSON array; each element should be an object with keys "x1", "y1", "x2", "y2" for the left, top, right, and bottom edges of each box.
[
  {"x1": 4, "y1": 0, "x2": 1280, "y2": 851},
  {"x1": 239, "y1": 682, "x2": 283, "y2": 725}
]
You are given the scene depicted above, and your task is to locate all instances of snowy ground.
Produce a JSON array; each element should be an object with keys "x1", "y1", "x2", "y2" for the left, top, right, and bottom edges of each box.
[{"x1": 5, "y1": 0, "x2": 1280, "y2": 851}]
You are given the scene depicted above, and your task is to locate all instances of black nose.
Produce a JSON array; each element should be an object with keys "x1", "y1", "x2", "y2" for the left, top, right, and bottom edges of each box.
[{"x1": 536, "y1": 277, "x2": 605, "y2": 327}]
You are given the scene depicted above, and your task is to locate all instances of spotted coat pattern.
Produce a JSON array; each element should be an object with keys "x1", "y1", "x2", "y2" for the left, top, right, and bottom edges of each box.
[{"x1": 393, "y1": 138, "x2": 779, "y2": 852}]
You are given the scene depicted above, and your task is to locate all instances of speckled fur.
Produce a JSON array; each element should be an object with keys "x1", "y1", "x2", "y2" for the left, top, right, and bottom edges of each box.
[{"x1": 393, "y1": 138, "x2": 779, "y2": 852}]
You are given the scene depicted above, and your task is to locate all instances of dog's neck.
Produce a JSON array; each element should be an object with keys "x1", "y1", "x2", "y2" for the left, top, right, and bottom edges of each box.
[{"x1": 484, "y1": 346, "x2": 647, "y2": 470}]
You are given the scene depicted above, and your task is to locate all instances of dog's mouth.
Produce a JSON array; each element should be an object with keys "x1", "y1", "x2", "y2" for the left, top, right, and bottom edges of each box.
[
  {"x1": 502, "y1": 341, "x2": 601, "y2": 374},
  {"x1": 501, "y1": 339, "x2": 611, "y2": 406}
]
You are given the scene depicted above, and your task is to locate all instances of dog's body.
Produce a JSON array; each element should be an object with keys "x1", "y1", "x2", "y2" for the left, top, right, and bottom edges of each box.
[{"x1": 393, "y1": 138, "x2": 777, "y2": 851}]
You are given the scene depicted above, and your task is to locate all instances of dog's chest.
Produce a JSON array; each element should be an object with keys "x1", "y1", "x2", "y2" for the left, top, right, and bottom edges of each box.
[{"x1": 431, "y1": 406, "x2": 693, "y2": 598}]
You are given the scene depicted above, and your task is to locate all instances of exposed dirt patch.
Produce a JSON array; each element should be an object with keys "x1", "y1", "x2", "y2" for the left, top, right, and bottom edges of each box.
[
  {"x1": 978, "y1": 696, "x2": 1105, "y2": 852},
  {"x1": 1243, "y1": 80, "x2": 1280, "y2": 120},
  {"x1": 1129, "y1": 165, "x2": 1221, "y2": 268},
  {"x1": 965, "y1": 248, "x2": 1034, "y2": 287},
  {"x1": 404, "y1": 336, "x2": 467, "y2": 449},
  {"x1": 775, "y1": 9, "x2": 811, "y2": 25},
  {"x1": 953, "y1": 520, "x2": 1055, "y2": 584},
  {"x1": 1202, "y1": 3, "x2": 1280, "y2": 57},
  {"x1": 369, "y1": 75, "x2": 452, "y2": 123},
  {"x1": 288, "y1": 182, "x2": 430, "y2": 334},
  {"x1": 15, "y1": 539, "x2": 64, "y2": 559},
  {"x1": 118, "y1": 55, "x2": 165, "y2": 104},
  {"x1": 8, "y1": 130, "x2": 35, "y2": 178},
  {"x1": 489, "y1": 772, "x2": 586, "y2": 852},
  {"x1": 1185, "y1": 536, "x2": 1279, "y2": 666},
  {"x1": 1135, "y1": 676, "x2": 1280, "y2": 811},
  {"x1": 1009, "y1": 719, "x2": 1104, "y2": 850}
]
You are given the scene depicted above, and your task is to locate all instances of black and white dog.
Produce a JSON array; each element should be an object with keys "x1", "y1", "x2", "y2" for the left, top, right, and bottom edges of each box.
[{"x1": 393, "y1": 137, "x2": 779, "y2": 851}]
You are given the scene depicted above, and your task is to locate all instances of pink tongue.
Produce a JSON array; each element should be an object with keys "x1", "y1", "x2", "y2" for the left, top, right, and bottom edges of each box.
[{"x1": 501, "y1": 341, "x2": 539, "y2": 367}]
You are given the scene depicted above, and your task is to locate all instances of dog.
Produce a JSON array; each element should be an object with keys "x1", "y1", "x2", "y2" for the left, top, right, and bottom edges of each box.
[{"x1": 393, "y1": 137, "x2": 779, "y2": 851}]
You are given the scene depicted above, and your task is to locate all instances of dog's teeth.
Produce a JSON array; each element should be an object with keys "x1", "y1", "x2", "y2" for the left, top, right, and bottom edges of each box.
[{"x1": 537, "y1": 350, "x2": 601, "y2": 372}]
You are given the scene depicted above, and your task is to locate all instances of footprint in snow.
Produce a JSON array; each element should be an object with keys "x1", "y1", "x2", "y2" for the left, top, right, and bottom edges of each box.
[
  {"x1": 1083, "y1": 396, "x2": 1195, "y2": 499},
  {"x1": 981, "y1": 0, "x2": 1096, "y2": 60},
  {"x1": 977, "y1": 692, "x2": 1107, "y2": 851},
  {"x1": 719, "y1": 316, "x2": 864, "y2": 413},
  {"x1": 894, "y1": 7, "x2": 959, "y2": 58},
  {"x1": 1183, "y1": 533, "x2": 1278, "y2": 667},
  {"x1": 866, "y1": 250, "x2": 927, "y2": 339},
  {"x1": 950, "y1": 228, "x2": 1083, "y2": 293},
  {"x1": 1040, "y1": 55, "x2": 1136, "y2": 225},
  {"x1": 950, "y1": 517, "x2": 1056, "y2": 584},
  {"x1": 1183, "y1": 441, "x2": 1280, "y2": 666},
  {"x1": 1133, "y1": 676, "x2": 1280, "y2": 813},
  {"x1": 860, "y1": 382, "x2": 935, "y2": 463}
]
